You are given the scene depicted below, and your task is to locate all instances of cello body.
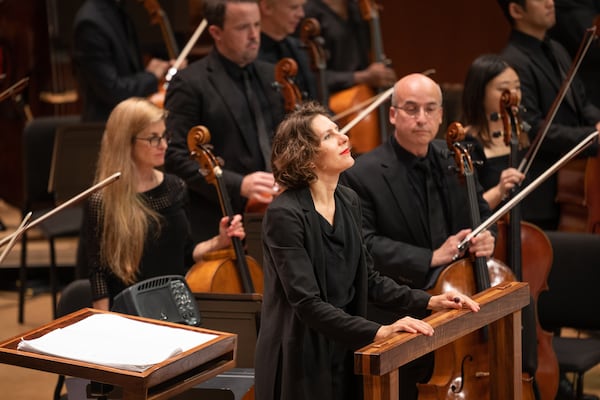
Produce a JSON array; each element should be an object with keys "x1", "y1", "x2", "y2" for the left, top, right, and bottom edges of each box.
[
  {"x1": 418, "y1": 258, "x2": 525, "y2": 399},
  {"x1": 186, "y1": 248, "x2": 264, "y2": 294},
  {"x1": 418, "y1": 122, "x2": 535, "y2": 400}
]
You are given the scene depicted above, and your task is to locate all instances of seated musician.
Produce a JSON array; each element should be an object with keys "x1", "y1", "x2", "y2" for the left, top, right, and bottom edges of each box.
[
  {"x1": 254, "y1": 101, "x2": 479, "y2": 400},
  {"x1": 164, "y1": 0, "x2": 285, "y2": 243},
  {"x1": 460, "y1": 54, "x2": 526, "y2": 210},
  {"x1": 72, "y1": 0, "x2": 175, "y2": 122},
  {"x1": 497, "y1": 0, "x2": 600, "y2": 231},
  {"x1": 301, "y1": 0, "x2": 396, "y2": 96},
  {"x1": 80, "y1": 97, "x2": 245, "y2": 310},
  {"x1": 258, "y1": 0, "x2": 319, "y2": 101},
  {"x1": 341, "y1": 73, "x2": 496, "y2": 399},
  {"x1": 461, "y1": 53, "x2": 548, "y2": 399}
]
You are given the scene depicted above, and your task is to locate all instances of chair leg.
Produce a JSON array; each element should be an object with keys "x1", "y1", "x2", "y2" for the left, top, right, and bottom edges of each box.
[
  {"x1": 575, "y1": 372, "x2": 584, "y2": 400},
  {"x1": 18, "y1": 231, "x2": 28, "y2": 324},
  {"x1": 49, "y1": 237, "x2": 57, "y2": 319}
]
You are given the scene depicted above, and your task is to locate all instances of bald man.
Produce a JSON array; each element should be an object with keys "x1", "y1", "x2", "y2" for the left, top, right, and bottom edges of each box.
[{"x1": 341, "y1": 72, "x2": 496, "y2": 399}]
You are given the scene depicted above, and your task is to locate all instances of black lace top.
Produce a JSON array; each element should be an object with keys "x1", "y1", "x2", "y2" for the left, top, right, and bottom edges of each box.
[{"x1": 83, "y1": 173, "x2": 195, "y2": 305}]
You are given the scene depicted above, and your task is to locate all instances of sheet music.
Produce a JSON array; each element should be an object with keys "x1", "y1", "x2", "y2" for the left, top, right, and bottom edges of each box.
[{"x1": 17, "y1": 314, "x2": 217, "y2": 372}]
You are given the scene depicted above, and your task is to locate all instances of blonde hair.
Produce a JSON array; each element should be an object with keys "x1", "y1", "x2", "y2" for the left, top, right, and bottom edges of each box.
[{"x1": 95, "y1": 97, "x2": 166, "y2": 284}]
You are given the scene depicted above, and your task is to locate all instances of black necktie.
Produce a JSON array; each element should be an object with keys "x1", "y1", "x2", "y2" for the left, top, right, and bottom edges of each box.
[
  {"x1": 541, "y1": 40, "x2": 562, "y2": 78},
  {"x1": 242, "y1": 68, "x2": 272, "y2": 171},
  {"x1": 541, "y1": 39, "x2": 578, "y2": 112},
  {"x1": 415, "y1": 159, "x2": 447, "y2": 249}
]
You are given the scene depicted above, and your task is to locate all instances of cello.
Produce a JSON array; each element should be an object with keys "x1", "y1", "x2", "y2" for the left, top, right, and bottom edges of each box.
[
  {"x1": 185, "y1": 125, "x2": 263, "y2": 294},
  {"x1": 496, "y1": 90, "x2": 559, "y2": 400},
  {"x1": 299, "y1": 17, "x2": 329, "y2": 107},
  {"x1": 244, "y1": 57, "x2": 301, "y2": 215},
  {"x1": 139, "y1": 0, "x2": 179, "y2": 60},
  {"x1": 273, "y1": 57, "x2": 303, "y2": 113},
  {"x1": 418, "y1": 122, "x2": 534, "y2": 400}
]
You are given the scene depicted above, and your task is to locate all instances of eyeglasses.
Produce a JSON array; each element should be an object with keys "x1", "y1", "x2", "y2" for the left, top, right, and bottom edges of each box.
[
  {"x1": 134, "y1": 133, "x2": 171, "y2": 147},
  {"x1": 393, "y1": 103, "x2": 442, "y2": 118}
]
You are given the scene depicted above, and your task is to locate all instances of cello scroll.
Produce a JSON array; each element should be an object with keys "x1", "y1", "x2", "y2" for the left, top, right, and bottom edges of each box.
[{"x1": 274, "y1": 57, "x2": 303, "y2": 113}]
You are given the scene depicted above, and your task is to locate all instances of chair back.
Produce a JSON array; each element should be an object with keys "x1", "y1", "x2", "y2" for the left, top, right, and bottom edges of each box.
[
  {"x1": 48, "y1": 123, "x2": 105, "y2": 204},
  {"x1": 21, "y1": 116, "x2": 81, "y2": 212}
]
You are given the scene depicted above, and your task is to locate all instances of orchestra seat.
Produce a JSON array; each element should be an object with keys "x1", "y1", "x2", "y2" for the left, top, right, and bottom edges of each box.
[
  {"x1": 19, "y1": 117, "x2": 103, "y2": 323},
  {"x1": 539, "y1": 231, "x2": 600, "y2": 400},
  {"x1": 553, "y1": 336, "x2": 600, "y2": 400}
]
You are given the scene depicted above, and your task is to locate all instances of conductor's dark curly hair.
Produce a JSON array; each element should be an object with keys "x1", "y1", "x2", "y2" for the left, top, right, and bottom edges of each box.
[{"x1": 272, "y1": 102, "x2": 329, "y2": 190}]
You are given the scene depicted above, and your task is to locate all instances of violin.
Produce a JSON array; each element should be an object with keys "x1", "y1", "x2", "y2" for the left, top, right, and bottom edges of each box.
[
  {"x1": 185, "y1": 125, "x2": 263, "y2": 294},
  {"x1": 419, "y1": 122, "x2": 534, "y2": 400},
  {"x1": 299, "y1": 17, "x2": 329, "y2": 106},
  {"x1": 497, "y1": 90, "x2": 559, "y2": 400}
]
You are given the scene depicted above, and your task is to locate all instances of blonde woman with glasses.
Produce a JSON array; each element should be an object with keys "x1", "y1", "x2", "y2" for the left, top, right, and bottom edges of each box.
[{"x1": 81, "y1": 97, "x2": 245, "y2": 310}]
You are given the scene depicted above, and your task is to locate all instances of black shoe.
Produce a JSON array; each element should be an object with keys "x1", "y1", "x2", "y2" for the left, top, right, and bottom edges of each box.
[{"x1": 556, "y1": 376, "x2": 599, "y2": 400}]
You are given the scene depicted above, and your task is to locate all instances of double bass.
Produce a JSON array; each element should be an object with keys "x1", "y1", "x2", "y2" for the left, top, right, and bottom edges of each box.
[
  {"x1": 185, "y1": 125, "x2": 263, "y2": 294},
  {"x1": 418, "y1": 122, "x2": 535, "y2": 400}
]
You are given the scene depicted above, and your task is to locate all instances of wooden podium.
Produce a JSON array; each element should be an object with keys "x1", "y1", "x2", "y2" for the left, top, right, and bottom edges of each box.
[
  {"x1": 0, "y1": 308, "x2": 237, "y2": 400},
  {"x1": 355, "y1": 282, "x2": 530, "y2": 400}
]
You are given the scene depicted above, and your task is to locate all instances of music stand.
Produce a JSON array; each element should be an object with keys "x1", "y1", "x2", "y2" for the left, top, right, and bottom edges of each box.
[{"x1": 0, "y1": 308, "x2": 237, "y2": 400}]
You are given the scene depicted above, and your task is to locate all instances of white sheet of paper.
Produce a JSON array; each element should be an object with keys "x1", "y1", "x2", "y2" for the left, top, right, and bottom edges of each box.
[{"x1": 17, "y1": 313, "x2": 217, "y2": 372}]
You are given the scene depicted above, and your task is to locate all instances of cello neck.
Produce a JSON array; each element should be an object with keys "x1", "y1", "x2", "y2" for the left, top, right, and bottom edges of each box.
[
  {"x1": 500, "y1": 90, "x2": 524, "y2": 280},
  {"x1": 447, "y1": 122, "x2": 490, "y2": 291},
  {"x1": 140, "y1": 0, "x2": 179, "y2": 59}
]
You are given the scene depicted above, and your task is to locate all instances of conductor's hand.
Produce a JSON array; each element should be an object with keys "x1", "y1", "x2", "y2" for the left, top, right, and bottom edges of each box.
[
  {"x1": 374, "y1": 316, "x2": 435, "y2": 341},
  {"x1": 428, "y1": 291, "x2": 480, "y2": 313},
  {"x1": 241, "y1": 171, "x2": 280, "y2": 205}
]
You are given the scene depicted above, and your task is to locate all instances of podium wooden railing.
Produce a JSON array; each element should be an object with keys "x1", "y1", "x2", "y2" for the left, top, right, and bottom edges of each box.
[{"x1": 355, "y1": 281, "x2": 530, "y2": 400}]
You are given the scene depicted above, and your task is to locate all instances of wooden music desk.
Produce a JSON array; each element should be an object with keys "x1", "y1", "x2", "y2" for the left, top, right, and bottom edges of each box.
[
  {"x1": 0, "y1": 308, "x2": 237, "y2": 400},
  {"x1": 355, "y1": 282, "x2": 530, "y2": 400}
]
